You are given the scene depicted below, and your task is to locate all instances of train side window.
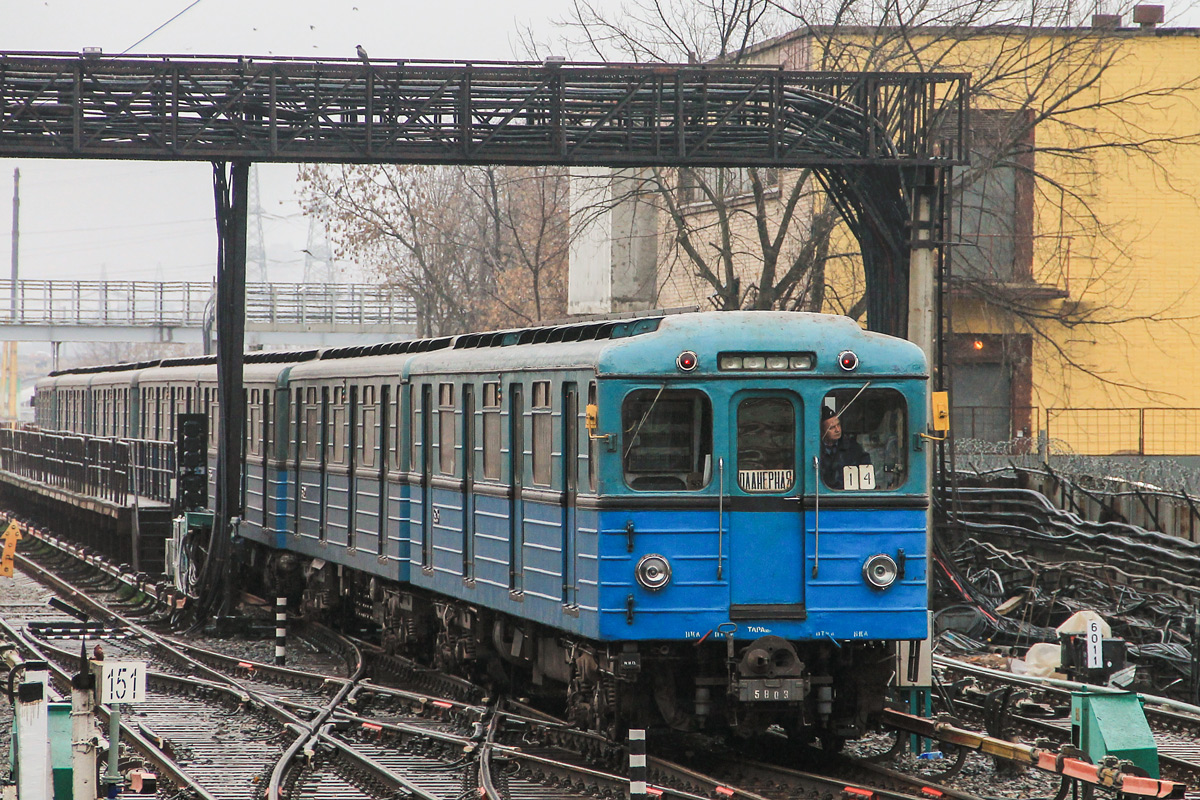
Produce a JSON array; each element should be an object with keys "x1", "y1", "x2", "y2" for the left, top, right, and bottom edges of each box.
[
  {"x1": 331, "y1": 387, "x2": 346, "y2": 465},
  {"x1": 482, "y1": 382, "x2": 501, "y2": 480},
  {"x1": 818, "y1": 388, "x2": 908, "y2": 491},
  {"x1": 209, "y1": 392, "x2": 220, "y2": 447},
  {"x1": 531, "y1": 381, "x2": 552, "y2": 486},
  {"x1": 621, "y1": 389, "x2": 712, "y2": 491},
  {"x1": 248, "y1": 390, "x2": 261, "y2": 457},
  {"x1": 303, "y1": 387, "x2": 319, "y2": 461},
  {"x1": 439, "y1": 382, "x2": 455, "y2": 475},
  {"x1": 262, "y1": 391, "x2": 271, "y2": 458},
  {"x1": 410, "y1": 384, "x2": 421, "y2": 472},
  {"x1": 360, "y1": 385, "x2": 377, "y2": 468}
]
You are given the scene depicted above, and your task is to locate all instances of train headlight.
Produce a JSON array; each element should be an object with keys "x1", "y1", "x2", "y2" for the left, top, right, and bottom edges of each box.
[
  {"x1": 635, "y1": 554, "x2": 672, "y2": 591},
  {"x1": 862, "y1": 554, "x2": 898, "y2": 590}
]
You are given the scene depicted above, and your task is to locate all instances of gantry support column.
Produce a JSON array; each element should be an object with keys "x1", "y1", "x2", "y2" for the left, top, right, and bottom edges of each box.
[
  {"x1": 906, "y1": 166, "x2": 946, "y2": 707},
  {"x1": 200, "y1": 160, "x2": 249, "y2": 619},
  {"x1": 907, "y1": 167, "x2": 941, "y2": 373}
]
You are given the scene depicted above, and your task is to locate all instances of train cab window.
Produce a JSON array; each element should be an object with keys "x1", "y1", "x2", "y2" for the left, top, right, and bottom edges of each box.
[
  {"x1": 439, "y1": 383, "x2": 455, "y2": 475},
  {"x1": 621, "y1": 388, "x2": 712, "y2": 491},
  {"x1": 737, "y1": 398, "x2": 795, "y2": 493},
  {"x1": 482, "y1": 382, "x2": 501, "y2": 480},
  {"x1": 532, "y1": 381, "x2": 552, "y2": 486},
  {"x1": 818, "y1": 388, "x2": 908, "y2": 491}
]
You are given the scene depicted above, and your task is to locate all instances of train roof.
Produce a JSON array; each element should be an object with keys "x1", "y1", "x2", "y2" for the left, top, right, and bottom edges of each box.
[
  {"x1": 37, "y1": 311, "x2": 927, "y2": 389},
  {"x1": 402, "y1": 311, "x2": 927, "y2": 378}
]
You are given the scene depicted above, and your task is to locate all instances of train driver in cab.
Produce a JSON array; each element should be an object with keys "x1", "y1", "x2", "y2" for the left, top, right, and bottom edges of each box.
[{"x1": 819, "y1": 405, "x2": 872, "y2": 490}]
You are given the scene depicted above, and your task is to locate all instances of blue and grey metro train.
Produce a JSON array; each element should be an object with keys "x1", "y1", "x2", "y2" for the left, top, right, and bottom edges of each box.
[{"x1": 34, "y1": 310, "x2": 930, "y2": 743}]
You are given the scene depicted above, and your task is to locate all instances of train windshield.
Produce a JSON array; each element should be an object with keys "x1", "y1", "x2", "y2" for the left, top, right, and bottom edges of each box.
[
  {"x1": 736, "y1": 397, "x2": 795, "y2": 493},
  {"x1": 818, "y1": 388, "x2": 907, "y2": 491},
  {"x1": 622, "y1": 388, "x2": 712, "y2": 491}
]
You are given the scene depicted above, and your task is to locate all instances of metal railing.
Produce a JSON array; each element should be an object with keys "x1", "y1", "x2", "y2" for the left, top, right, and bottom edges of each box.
[
  {"x1": 0, "y1": 427, "x2": 174, "y2": 505},
  {"x1": 951, "y1": 405, "x2": 1038, "y2": 442},
  {"x1": 0, "y1": 280, "x2": 415, "y2": 328},
  {"x1": 1046, "y1": 407, "x2": 1200, "y2": 457}
]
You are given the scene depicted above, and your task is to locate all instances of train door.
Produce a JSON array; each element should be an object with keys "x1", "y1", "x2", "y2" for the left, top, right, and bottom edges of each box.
[
  {"x1": 420, "y1": 383, "x2": 433, "y2": 571},
  {"x1": 347, "y1": 384, "x2": 358, "y2": 551},
  {"x1": 508, "y1": 383, "x2": 524, "y2": 594},
  {"x1": 727, "y1": 391, "x2": 806, "y2": 619},
  {"x1": 377, "y1": 384, "x2": 390, "y2": 559},
  {"x1": 461, "y1": 383, "x2": 475, "y2": 580},
  {"x1": 561, "y1": 383, "x2": 578, "y2": 606},
  {"x1": 319, "y1": 385, "x2": 330, "y2": 542}
]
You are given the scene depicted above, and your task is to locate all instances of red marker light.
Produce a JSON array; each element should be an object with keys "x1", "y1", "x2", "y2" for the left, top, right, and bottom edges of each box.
[
  {"x1": 838, "y1": 350, "x2": 859, "y2": 371},
  {"x1": 676, "y1": 351, "x2": 698, "y2": 371}
]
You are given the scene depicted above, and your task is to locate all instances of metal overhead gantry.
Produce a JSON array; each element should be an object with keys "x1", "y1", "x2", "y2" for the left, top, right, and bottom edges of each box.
[
  {"x1": 0, "y1": 52, "x2": 968, "y2": 618},
  {"x1": 0, "y1": 54, "x2": 964, "y2": 165}
]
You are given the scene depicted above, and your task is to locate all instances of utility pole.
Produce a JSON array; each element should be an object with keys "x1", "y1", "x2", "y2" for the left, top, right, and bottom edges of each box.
[{"x1": 7, "y1": 168, "x2": 19, "y2": 424}]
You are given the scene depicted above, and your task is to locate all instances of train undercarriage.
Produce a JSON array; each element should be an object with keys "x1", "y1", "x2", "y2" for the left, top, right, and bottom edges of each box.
[{"x1": 257, "y1": 544, "x2": 895, "y2": 746}]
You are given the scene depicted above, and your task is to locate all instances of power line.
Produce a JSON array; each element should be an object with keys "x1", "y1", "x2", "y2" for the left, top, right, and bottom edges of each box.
[
  {"x1": 16, "y1": 217, "x2": 214, "y2": 236},
  {"x1": 121, "y1": 0, "x2": 205, "y2": 55}
]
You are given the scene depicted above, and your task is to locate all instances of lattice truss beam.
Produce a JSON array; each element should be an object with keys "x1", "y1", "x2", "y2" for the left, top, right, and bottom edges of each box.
[{"x1": 0, "y1": 54, "x2": 967, "y2": 166}]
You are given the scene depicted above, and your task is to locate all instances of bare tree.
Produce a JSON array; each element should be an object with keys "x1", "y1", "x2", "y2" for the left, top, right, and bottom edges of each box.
[
  {"x1": 542, "y1": 0, "x2": 1200, "y2": 399},
  {"x1": 298, "y1": 164, "x2": 568, "y2": 335},
  {"x1": 63, "y1": 341, "x2": 200, "y2": 370}
]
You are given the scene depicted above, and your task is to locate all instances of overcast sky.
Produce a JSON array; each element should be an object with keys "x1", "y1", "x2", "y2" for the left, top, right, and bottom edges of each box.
[{"x1": 0, "y1": 0, "x2": 587, "y2": 286}]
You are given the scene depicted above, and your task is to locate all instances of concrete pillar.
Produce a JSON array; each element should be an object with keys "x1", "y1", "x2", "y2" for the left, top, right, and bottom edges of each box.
[
  {"x1": 71, "y1": 683, "x2": 98, "y2": 800},
  {"x1": 569, "y1": 168, "x2": 658, "y2": 315},
  {"x1": 907, "y1": 174, "x2": 938, "y2": 369},
  {"x1": 16, "y1": 661, "x2": 52, "y2": 800},
  {"x1": 907, "y1": 169, "x2": 939, "y2": 619}
]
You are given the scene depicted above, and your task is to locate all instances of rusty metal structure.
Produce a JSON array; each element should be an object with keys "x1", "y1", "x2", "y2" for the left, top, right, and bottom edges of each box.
[{"x1": 0, "y1": 53, "x2": 966, "y2": 167}]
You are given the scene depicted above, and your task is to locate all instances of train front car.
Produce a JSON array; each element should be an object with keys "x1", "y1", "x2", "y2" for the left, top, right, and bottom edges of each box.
[{"x1": 592, "y1": 311, "x2": 928, "y2": 745}]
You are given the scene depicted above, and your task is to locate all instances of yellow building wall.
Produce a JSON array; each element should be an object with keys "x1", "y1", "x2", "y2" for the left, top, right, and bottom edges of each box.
[{"x1": 663, "y1": 28, "x2": 1200, "y2": 454}]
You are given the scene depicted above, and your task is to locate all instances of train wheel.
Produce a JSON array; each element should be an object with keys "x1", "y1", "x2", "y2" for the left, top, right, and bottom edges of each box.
[{"x1": 819, "y1": 732, "x2": 846, "y2": 752}]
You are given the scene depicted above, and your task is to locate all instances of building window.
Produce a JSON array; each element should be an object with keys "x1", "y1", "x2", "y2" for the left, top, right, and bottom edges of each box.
[
  {"x1": 678, "y1": 166, "x2": 778, "y2": 206},
  {"x1": 953, "y1": 108, "x2": 1034, "y2": 283}
]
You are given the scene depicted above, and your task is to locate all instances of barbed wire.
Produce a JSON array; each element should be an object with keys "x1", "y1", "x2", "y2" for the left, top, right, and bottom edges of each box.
[{"x1": 951, "y1": 436, "x2": 1200, "y2": 495}]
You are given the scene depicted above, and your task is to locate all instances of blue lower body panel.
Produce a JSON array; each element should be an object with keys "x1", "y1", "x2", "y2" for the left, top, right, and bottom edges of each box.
[{"x1": 597, "y1": 507, "x2": 926, "y2": 642}]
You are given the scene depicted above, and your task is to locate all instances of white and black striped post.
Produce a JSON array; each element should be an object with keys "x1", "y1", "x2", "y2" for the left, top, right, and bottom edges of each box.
[
  {"x1": 629, "y1": 727, "x2": 647, "y2": 798},
  {"x1": 274, "y1": 596, "x2": 287, "y2": 666}
]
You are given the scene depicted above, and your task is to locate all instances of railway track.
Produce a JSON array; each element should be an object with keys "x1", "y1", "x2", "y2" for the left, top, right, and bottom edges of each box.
[
  {"x1": 3, "y1": 523, "x2": 1002, "y2": 800},
  {"x1": 935, "y1": 654, "x2": 1200, "y2": 791}
]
